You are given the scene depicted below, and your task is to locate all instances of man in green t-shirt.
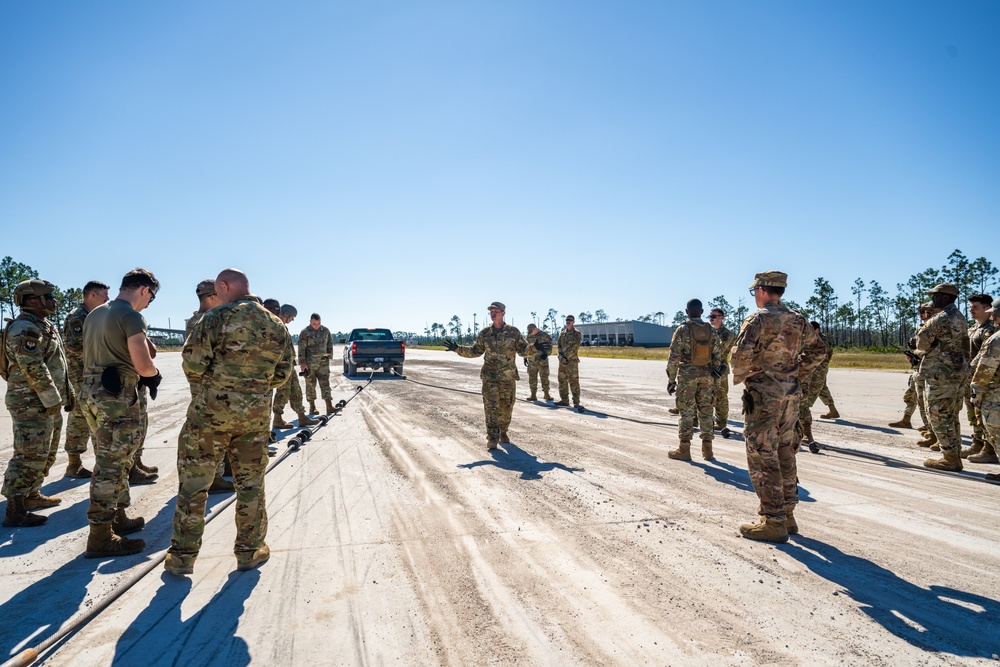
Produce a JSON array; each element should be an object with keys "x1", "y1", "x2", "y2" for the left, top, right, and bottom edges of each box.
[{"x1": 81, "y1": 268, "x2": 162, "y2": 558}]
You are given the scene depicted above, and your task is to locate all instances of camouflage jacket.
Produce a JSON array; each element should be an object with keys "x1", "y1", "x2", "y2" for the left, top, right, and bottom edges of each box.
[
  {"x1": 298, "y1": 324, "x2": 333, "y2": 361},
  {"x1": 4, "y1": 310, "x2": 70, "y2": 411},
  {"x1": 185, "y1": 310, "x2": 206, "y2": 340},
  {"x1": 914, "y1": 304, "x2": 970, "y2": 377},
  {"x1": 525, "y1": 329, "x2": 553, "y2": 364},
  {"x1": 457, "y1": 324, "x2": 529, "y2": 373},
  {"x1": 731, "y1": 302, "x2": 825, "y2": 387},
  {"x1": 183, "y1": 295, "x2": 293, "y2": 394},
  {"x1": 667, "y1": 319, "x2": 722, "y2": 382},
  {"x1": 62, "y1": 303, "x2": 89, "y2": 378},
  {"x1": 557, "y1": 328, "x2": 582, "y2": 364},
  {"x1": 969, "y1": 319, "x2": 996, "y2": 366},
  {"x1": 971, "y1": 330, "x2": 1000, "y2": 395},
  {"x1": 714, "y1": 325, "x2": 735, "y2": 363}
]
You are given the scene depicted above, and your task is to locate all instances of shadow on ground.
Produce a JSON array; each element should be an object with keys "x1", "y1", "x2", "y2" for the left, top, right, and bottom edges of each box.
[{"x1": 458, "y1": 442, "x2": 583, "y2": 480}]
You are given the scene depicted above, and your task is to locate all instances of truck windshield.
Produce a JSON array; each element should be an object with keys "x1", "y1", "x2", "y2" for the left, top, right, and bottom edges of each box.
[{"x1": 351, "y1": 330, "x2": 394, "y2": 341}]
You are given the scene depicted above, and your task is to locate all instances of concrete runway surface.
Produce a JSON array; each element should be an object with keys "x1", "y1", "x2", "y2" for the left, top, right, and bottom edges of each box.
[{"x1": 1, "y1": 349, "x2": 998, "y2": 666}]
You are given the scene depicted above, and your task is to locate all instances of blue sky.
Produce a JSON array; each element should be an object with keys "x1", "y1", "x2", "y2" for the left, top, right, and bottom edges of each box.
[{"x1": 2, "y1": 1, "x2": 997, "y2": 335}]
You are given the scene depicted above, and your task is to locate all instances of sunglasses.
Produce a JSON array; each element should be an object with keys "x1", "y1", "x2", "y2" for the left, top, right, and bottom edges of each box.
[{"x1": 147, "y1": 289, "x2": 157, "y2": 303}]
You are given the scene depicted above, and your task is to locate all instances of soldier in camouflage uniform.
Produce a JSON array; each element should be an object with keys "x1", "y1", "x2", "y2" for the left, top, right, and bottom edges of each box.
[
  {"x1": 797, "y1": 322, "x2": 834, "y2": 448},
  {"x1": 81, "y1": 269, "x2": 161, "y2": 557},
  {"x1": 61, "y1": 280, "x2": 110, "y2": 478},
  {"x1": 272, "y1": 304, "x2": 317, "y2": 429},
  {"x1": 444, "y1": 302, "x2": 533, "y2": 450},
  {"x1": 972, "y1": 297, "x2": 1000, "y2": 482},
  {"x1": 2, "y1": 280, "x2": 72, "y2": 527},
  {"x1": 962, "y1": 294, "x2": 997, "y2": 463},
  {"x1": 912, "y1": 303, "x2": 941, "y2": 446},
  {"x1": 914, "y1": 283, "x2": 971, "y2": 471},
  {"x1": 556, "y1": 315, "x2": 584, "y2": 410},
  {"x1": 666, "y1": 299, "x2": 723, "y2": 461},
  {"x1": 709, "y1": 307, "x2": 735, "y2": 437},
  {"x1": 299, "y1": 313, "x2": 334, "y2": 414},
  {"x1": 731, "y1": 271, "x2": 825, "y2": 543},
  {"x1": 890, "y1": 304, "x2": 934, "y2": 431},
  {"x1": 165, "y1": 269, "x2": 293, "y2": 575},
  {"x1": 524, "y1": 323, "x2": 553, "y2": 401}
]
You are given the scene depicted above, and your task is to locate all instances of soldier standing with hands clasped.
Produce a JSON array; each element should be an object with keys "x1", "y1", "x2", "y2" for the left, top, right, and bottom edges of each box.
[
  {"x1": 2, "y1": 280, "x2": 72, "y2": 527},
  {"x1": 556, "y1": 315, "x2": 585, "y2": 412},
  {"x1": 299, "y1": 313, "x2": 334, "y2": 414},
  {"x1": 443, "y1": 301, "x2": 533, "y2": 450},
  {"x1": 524, "y1": 323, "x2": 553, "y2": 402},
  {"x1": 709, "y1": 307, "x2": 735, "y2": 438},
  {"x1": 731, "y1": 271, "x2": 825, "y2": 543}
]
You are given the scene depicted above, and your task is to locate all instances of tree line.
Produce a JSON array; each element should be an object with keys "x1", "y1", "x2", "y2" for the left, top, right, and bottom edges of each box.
[
  {"x1": 0, "y1": 256, "x2": 81, "y2": 325},
  {"x1": 410, "y1": 250, "x2": 997, "y2": 349}
]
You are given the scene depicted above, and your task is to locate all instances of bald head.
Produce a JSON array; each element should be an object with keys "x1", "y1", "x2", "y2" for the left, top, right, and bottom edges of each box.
[{"x1": 215, "y1": 269, "x2": 250, "y2": 304}]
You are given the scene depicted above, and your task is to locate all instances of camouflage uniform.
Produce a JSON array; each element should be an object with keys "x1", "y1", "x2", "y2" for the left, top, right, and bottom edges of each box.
[
  {"x1": 557, "y1": 327, "x2": 583, "y2": 406},
  {"x1": 732, "y1": 301, "x2": 825, "y2": 523},
  {"x1": 915, "y1": 303, "x2": 970, "y2": 455},
  {"x1": 62, "y1": 303, "x2": 92, "y2": 455},
  {"x1": 797, "y1": 332, "x2": 833, "y2": 438},
  {"x1": 713, "y1": 325, "x2": 735, "y2": 426},
  {"x1": 524, "y1": 328, "x2": 553, "y2": 398},
  {"x1": 965, "y1": 319, "x2": 996, "y2": 451},
  {"x1": 456, "y1": 325, "x2": 530, "y2": 442},
  {"x1": 972, "y1": 329, "x2": 1000, "y2": 461},
  {"x1": 299, "y1": 324, "x2": 333, "y2": 402},
  {"x1": 667, "y1": 318, "x2": 722, "y2": 445},
  {"x1": 3, "y1": 311, "x2": 70, "y2": 499},
  {"x1": 273, "y1": 348, "x2": 306, "y2": 416},
  {"x1": 81, "y1": 300, "x2": 150, "y2": 524},
  {"x1": 168, "y1": 295, "x2": 292, "y2": 568},
  {"x1": 910, "y1": 323, "x2": 931, "y2": 430}
]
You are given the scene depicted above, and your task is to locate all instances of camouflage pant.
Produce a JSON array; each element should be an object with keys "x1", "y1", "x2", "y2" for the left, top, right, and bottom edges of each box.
[
  {"x1": 914, "y1": 372, "x2": 929, "y2": 428},
  {"x1": 527, "y1": 359, "x2": 550, "y2": 395},
  {"x1": 304, "y1": 357, "x2": 332, "y2": 402},
  {"x1": 481, "y1": 369, "x2": 517, "y2": 440},
  {"x1": 169, "y1": 389, "x2": 270, "y2": 563},
  {"x1": 714, "y1": 374, "x2": 730, "y2": 426},
  {"x1": 963, "y1": 383, "x2": 988, "y2": 447},
  {"x1": 677, "y1": 374, "x2": 715, "y2": 443},
  {"x1": 818, "y1": 382, "x2": 834, "y2": 408},
  {"x1": 558, "y1": 361, "x2": 580, "y2": 405},
  {"x1": 923, "y1": 372, "x2": 966, "y2": 453},
  {"x1": 2, "y1": 401, "x2": 60, "y2": 498},
  {"x1": 981, "y1": 390, "x2": 1000, "y2": 448},
  {"x1": 63, "y1": 377, "x2": 92, "y2": 455},
  {"x1": 273, "y1": 372, "x2": 305, "y2": 415},
  {"x1": 903, "y1": 374, "x2": 917, "y2": 418},
  {"x1": 82, "y1": 377, "x2": 146, "y2": 524},
  {"x1": 742, "y1": 380, "x2": 801, "y2": 521},
  {"x1": 797, "y1": 369, "x2": 827, "y2": 436}
]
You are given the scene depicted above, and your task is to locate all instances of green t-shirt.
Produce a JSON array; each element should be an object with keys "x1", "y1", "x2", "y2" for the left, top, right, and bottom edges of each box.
[{"x1": 83, "y1": 299, "x2": 147, "y2": 375}]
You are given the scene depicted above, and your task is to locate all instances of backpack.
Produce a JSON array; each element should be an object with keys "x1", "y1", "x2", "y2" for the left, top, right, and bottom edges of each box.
[
  {"x1": 690, "y1": 322, "x2": 713, "y2": 367},
  {"x1": 0, "y1": 318, "x2": 12, "y2": 381}
]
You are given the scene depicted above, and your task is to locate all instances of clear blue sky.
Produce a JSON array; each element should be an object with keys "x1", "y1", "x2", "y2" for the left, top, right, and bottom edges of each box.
[{"x1": 2, "y1": 1, "x2": 997, "y2": 335}]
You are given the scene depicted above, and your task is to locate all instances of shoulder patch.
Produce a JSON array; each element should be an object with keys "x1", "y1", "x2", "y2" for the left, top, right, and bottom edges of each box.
[
  {"x1": 21, "y1": 338, "x2": 38, "y2": 353},
  {"x1": 24, "y1": 329, "x2": 41, "y2": 340}
]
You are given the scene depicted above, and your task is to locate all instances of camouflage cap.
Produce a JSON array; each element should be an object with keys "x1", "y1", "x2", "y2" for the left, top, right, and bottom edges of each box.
[
  {"x1": 748, "y1": 271, "x2": 788, "y2": 290},
  {"x1": 917, "y1": 301, "x2": 933, "y2": 313},
  {"x1": 526, "y1": 323, "x2": 537, "y2": 332},
  {"x1": 280, "y1": 304, "x2": 297, "y2": 317},
  {"x1": 14, "y1": 279, "x2": 55, "y2": 304},
  {"x1": 195, "y1": 279, "x2": 216, "y2": 297},
  {"x1": 988, "y1": 296, "x2": 1000, "y2": 315},
  {"x1": 925, "y1": 282, "x2": 959, "y2": 296},
  {"x1": 488, "y1": 301, "x2": 506, "y2": 311}
]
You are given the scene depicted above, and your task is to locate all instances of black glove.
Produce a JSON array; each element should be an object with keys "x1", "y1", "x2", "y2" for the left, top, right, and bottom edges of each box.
[
  {"x1": 442, "y1": 339, "x2": 459, "y2": 352},
  {"x1": 904, "y1": 350, "x2": 919, "y2": 367},
  {"x1": 63, "y1": 391, "x2": 76, "y2": 413},
  {"x1": 139, "y1": 371, "x2": 162, "y2": 400},
  {"x1": 710, "y1": 366, "x2": 723, "y2": 380},
  {"x1": 667, "y1": 381, "x2": 677, "y2": 395},
  {"x1": 534, "y1": 340, "x2": 546, "y2": 351}
]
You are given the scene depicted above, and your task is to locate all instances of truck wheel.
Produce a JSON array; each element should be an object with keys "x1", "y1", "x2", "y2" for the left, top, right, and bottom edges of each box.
[
  {"x1": 393, "y1": 365, "x2": 403, "y2": 376},
  {"x1": 347, "y1": 361, "x2": 357, "y2": 376},
  {"x1": 343, "y1": 359, "x2": 348, "y2": 374}
]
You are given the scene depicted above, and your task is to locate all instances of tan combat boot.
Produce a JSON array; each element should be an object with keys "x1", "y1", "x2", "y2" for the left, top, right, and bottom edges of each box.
[
  {"x1": 543, "y1": 392, "x2": 553, "y2": 401},
  {"x1": 273, "y1": 413, "x2": 293, "y2": 429},
  {"x1": 164, "y1": 553, "x2": 195, "y2": 576},
  {"x1": 486, "y1": 438, "x2": 499, "y2": 451},
  {"x1": 929, "y1": 442, "x2": 941, "y2": 451},
  {"x1": 801, "y1": 423, "x2": 815, "y2": 446},
  {"x1": 2, "y1": 496, "x2": 47, "y2": 527},
  {"x1": 668, "y1": 407, "x2": 680, "y2": 415},
  {"x1": 968, "y1": 442, "x2": 1000, "y2": 464},
  {"x1": 23, "y1": 490, "x2": 62, "y2": 510},
  {"x1": 134, "y1": 456, "x2": 158, "y2": 474},
  {"x1": 325, "y1": 399, "x2": 336, "y2": 414},
  {"x1": 297, "y1": 412, "x2": 318, "y2": 426},
  {"x1": 668, "y1": 441, "x2": 692, "y2": 461},
  {"x1": 960, "y1": 439, "x2": 985, "y2": 459},
  {"x1": 308, "y1": 401, "x2": 318, "y2": 414},
  {"x1": 499, "y1": 431, "x2": 510, "y2": 443},
  {"x1": 128, "y1": 465, "x2": 158, "y2": 485},
  {"x1": 820, "y1": 405, "x2": 840, "y2": 419},
  {"x1": 924, "y1": 449, "x2": 963, "y2": 472},
  {"x1": 236, "y1": 544, "x2": 270, "y2": 571},
  {"x1": 916, "y1": 431, "x2": 937, "y2": 448},
  {"x1": 527, "y1": 392, "x2": 537, "y2": 401},
  {"x1": 888, "y1": 416, "x2": 913, "y2": 429},
  {"x1": 208, "y1": 476, "x2": 236, "y2": 494},
  {"x1": 701, "y1": 441, "x2": 714, "y2": 460},
  {"x1": 84, "y1": 522, "x2": 145, "y2": 558},
  {"x1": 739, "y1": 518, "x2": 789, "y2": 543},
  {"x1": 65, "y1": 453, "x2": 92, "y2": 478},
  {"x1": 555, "y1": 399, "x2": 570, "y2": 406},
  {"x1": 785, "y1": 508, "x2": 798, "y2": 535},
  {"x1": 112, "y1": 507, "x2": 145, "y2": 535}
]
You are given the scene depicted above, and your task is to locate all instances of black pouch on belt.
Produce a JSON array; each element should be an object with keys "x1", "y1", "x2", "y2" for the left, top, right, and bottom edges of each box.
[{"x1": 101, "y1": 366, "x2": 122, "y2": 395}]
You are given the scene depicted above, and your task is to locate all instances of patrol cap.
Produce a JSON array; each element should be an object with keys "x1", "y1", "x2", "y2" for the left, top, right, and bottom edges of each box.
[
  {"x1": 526, "y1": 323, "x2": 537, "y2": 332},
  {"x1": 195, "y1": 279, "x2": 216, "y2": 298},
  {"x1": 280, "y1": 304, "x2": 297, "y2": 317},
  {"x1": 488, "y1": 301, "x2": 506, "y2": 312},
  {"x1": 925, "y1": 283, "x2": 959, "y2": 296},
  {"x1": 988, "y1": 296, "x2": 1000, "y2": 315},
  {"x1": 748, "y1": 271, "x2": 788, "y2": 290},
  {"x1": 14, "y1": 279, "x2": 55, "y2": 305},
  {"x1": 917, "y1": 301, "x2": 933, "y2": 313}
]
